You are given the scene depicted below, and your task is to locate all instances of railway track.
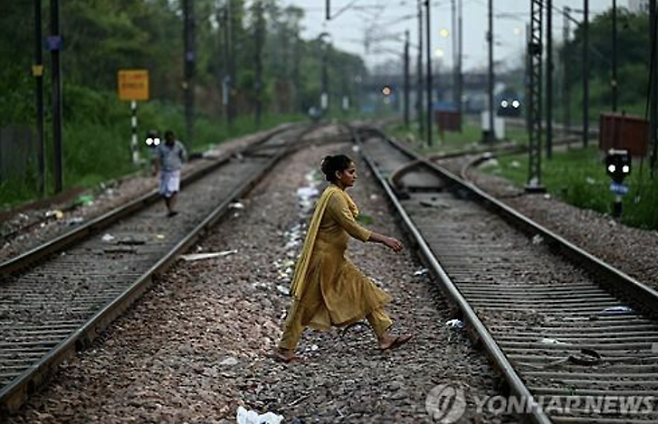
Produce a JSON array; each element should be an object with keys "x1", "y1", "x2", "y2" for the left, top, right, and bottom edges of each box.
[
  {"x1": 354, "y1": 126, "x2": 658, "y2": 423},
  {"x1": 0, "y1": 125, "x2": 312, "y2": 415}
]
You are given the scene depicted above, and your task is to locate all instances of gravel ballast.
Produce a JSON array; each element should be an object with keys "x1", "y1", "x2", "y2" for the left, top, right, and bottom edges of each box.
[
  {"x1": 0, "y1": 127, "x2": 288, "y2": 263},
  {"x1": 459, "y1": 159, "x2": 658, "y2": 294},
  {"x1": 7, "y1": 138, "x2": 517, "y2": 423}
]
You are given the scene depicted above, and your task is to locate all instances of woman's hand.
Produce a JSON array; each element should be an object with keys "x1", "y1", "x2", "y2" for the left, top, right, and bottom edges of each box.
[
  {"x1": 367, "y1": 232, "x2": 404, "y2": 252},
  {"x1": 384, "y1": 236, "x2": 404, "y2": 252}
]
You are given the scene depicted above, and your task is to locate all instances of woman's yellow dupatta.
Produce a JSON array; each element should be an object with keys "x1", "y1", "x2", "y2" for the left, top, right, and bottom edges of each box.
[{"x1": 289, "y1": 184, "x2": 359, "y2": 299}]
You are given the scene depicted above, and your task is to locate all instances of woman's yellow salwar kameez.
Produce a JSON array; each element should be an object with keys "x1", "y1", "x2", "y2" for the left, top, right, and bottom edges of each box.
[{"x1": 279, "y1": 185, "x2": 393, "y2": 350}]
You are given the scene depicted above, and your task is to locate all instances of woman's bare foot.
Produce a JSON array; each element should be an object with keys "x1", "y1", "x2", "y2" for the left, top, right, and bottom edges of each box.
[
  {"x1": 378, "y1": 333, "x2": 413, "y2": 351},
  {"x1": 273, "y1": 348, "x2": 297, "y2": 363}
]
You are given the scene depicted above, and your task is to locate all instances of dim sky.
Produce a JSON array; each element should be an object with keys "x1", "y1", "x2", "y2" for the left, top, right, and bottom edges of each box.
[{"x1": 284, "y1": 0, "x2": 626, "y2": 72}]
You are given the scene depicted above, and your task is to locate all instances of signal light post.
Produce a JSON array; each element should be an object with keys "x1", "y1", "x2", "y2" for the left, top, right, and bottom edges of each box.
[{"x1": 605, "y1": 149, "x2": 631, "y2": 218}]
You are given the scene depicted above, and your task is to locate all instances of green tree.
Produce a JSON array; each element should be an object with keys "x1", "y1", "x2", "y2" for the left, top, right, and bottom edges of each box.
[{"x1": 561, "y1": 8, "x2": 651, "y2": 118}]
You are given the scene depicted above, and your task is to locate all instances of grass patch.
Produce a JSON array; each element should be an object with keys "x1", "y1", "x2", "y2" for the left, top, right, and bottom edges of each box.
[
  {"x1": 487, "y1": 147, "x2": 658, "y2": 230},
  {"x1": 0, "y1": 85, "x2": 304, "y2": 209},
  {"x1": 386, "y1": 118, "x2": 529, "y2": 155}
]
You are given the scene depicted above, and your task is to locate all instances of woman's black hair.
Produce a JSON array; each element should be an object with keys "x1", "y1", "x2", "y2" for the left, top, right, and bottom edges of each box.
[{"x1": 320, "y1": 154, "x2": 353, "y2": 183}]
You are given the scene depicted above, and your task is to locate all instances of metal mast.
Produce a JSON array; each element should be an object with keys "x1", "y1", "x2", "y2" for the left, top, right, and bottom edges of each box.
[
  {"x1": 183, "y1": 0, "x2": 196, "y2": 145},
  {"x1": 546, "y1": 0, "x2": 553, "y2": 159},
  {"x1": 404, "y1": 30, "x2": 410, "y2": 128},
  {"x1": 526, "y1": 0, "x2": 545, "y2": 192},
  {"x1": 425, "y1": 0, "x2": 433, "y2": 147},
  {"x1": 487, "y1": 0, "x2": 495, "y2": 142},
  {"x1": 583, "y1": 0, "x2": 589, "y2": 148},
  {"x1": 417, "y1": 0, "x2": 424, "y2": 138}
]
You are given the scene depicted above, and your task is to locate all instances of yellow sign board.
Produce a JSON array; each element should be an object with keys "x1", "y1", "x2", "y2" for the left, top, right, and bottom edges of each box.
[{"x1": 118, "y1": 69, "x2": 149, "y2": 101}]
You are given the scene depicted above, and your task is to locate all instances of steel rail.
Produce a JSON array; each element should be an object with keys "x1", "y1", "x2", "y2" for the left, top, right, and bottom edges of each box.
[
  {"x1": 364, "y1": 126, "x2": 658, "y2": 319},
  {"x1": 354, "y1": 124, "x2": 658, "y2": 423},
  {"x1": 352, "y1": 126, "x2": 553, "y2": 424},
  {"x1": 0, "y1": 125, "x2": 293, "y2": 280},
  {"x1": 0, "y1": 125, "x2": 312, "y2": 415}
]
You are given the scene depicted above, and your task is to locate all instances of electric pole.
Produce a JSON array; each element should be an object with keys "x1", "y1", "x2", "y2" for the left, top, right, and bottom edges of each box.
[
  {"x1": 612, "y1": 0, "x2": 618, "y2": 112},
  {"x1": 293, "y1": 35, "x2": 302, "y2": 113},
  {"x1": 221, "y1": 1, "x2": 233, "y2": 126},
  {"x1": 487, "y1": 0, "x2": 495, "y2": 142},
  {"x1": 425, "y1": 0, "x2": 433, "y2": 147},
  {"x1": 341, "y1": 62, "x2": 349, "y2": 117},
  {"x1": 527, "y1": 0, "x2": 545, "y2": 193},
  {"x1": 583, "y1": 0, "x2": 589, "y2": 148},
  {"x1": 457, "y1": 0, "x2": 463, "y2": 122},
  {"x1": 320, "y1": 34, "x2": 330, "y2": 114},
  {"x1": 563, "y1": 7, "x2": 571, "y2": 137},
  {"x1": 651, "y1": 0, "x2": 658, "y2": 176},
  {"x1": 404, "y1": 30, "x2": 410, "y2": 128},
  {"x1": 417, "y1": 0, "x2": 425, "y2": 138},
  {"x1": 546, "y1": 0, "x2": 553, "y2": 159},
  {"x1": 183, "y1": 0, "x2": 196, "y2": 146},
  {"x1": 452, "y1": 0, "x2": 458, "y2": 107},
  {"x1": 50, "y1": 0, "x2": 63, "y2": 193},
  {"x1": 34, "y1": 0, "x2": 45, "y2": 195},
  {"x1": 254, "y1": 0, "x2": 264, "y2": 127}
]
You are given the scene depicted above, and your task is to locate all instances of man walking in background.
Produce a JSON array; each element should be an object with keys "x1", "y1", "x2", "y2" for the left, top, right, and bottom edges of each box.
[{"x1": 153, "y1": 130, "x2": 187, "y2": 217}]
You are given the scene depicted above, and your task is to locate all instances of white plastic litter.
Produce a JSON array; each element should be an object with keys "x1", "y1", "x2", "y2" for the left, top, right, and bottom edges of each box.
[
  {"x1": 229, "y1": 202, "x2": 245, "y2": 210},
  {"x1": 446, "y1": 319, "x2": 465, "y2": 329},
  {"x1": 180, "y1": 250, "x2": 237, "y2": 262},
  {"x1": 600, "y1": 305, "x2": 634, "y2": 315},
  {"x1": 480, "y1": 158, "x2": 499, "y2": 169},
  {"x1": 539, "y1": 337, "x2": 567, "y2": 345},
  {"x1": 220, "y1": 356, "x2": 239, "y2": 366},
  {"x1": 236, "y1": 406, "x2": 283, "y2": 424},
  {"x1": 369, "y1": 278, "x2": 385, "y2": 288},
  {"x1": 101, "y1": 233, "x2": 116, "y2": 242},
  {"x1": 297, "y1": 186, "x2": 320, "y2": 214},
  {"x1": 297, "y1": 186, "x2": 319, "y2": 199},
  {"x1": 67, "y1": 217, "x2": 85, "y2": 226},
  {"x1": 45, "y1": 210, "x2": 64, "y2": 220},
  {"x1": 413, "y1": 268, "x2": 429, "y2": 277}
]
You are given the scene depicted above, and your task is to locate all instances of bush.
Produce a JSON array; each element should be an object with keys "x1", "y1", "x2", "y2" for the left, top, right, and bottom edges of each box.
[{"x1": 1, "y1": 83, "x2": 304, "y2": 208}]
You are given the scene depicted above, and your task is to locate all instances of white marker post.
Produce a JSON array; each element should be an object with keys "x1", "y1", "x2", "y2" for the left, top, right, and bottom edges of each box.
[
  {"x1": 131, "y1": 100, "x2": 139, "y2": 165},
  {"x1": 118, "y1": 69, "x2": 149, "y2": 166}
]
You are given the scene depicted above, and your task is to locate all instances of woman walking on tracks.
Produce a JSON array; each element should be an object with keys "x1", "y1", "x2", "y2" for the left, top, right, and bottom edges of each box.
[{"x1": 275, "y1": 154, "x2": 412, "y2": 363}]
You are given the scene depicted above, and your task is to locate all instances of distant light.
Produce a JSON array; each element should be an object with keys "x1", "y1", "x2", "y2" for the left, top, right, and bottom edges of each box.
[
  {"x1": 622, "y1": 165, "x2": 630, "y2": 173},
  {"x1": 154, "y1": 138, "x2": 161, "y2": 146},
  {"x1": 435, "y1": 48, "x2": 445, "y2": 58},
  {"x1": 382, "y1": 86, "x2": 392, "y2": 96},
  {"x1": 512, "y1": 100, "x2": 520, "y2": 108},
  {"x1": 145, "y1": 137, "x2": 153, "y2": 145},
  {"x1": 500, "y1": 100, "x2": 509, "y2": 108},
  {"x1": 439, "y1": 28, "x2": 450, "y2": 38},
  {"x1": 608, "y1": 164, "x2": 616, "y2": 173}
]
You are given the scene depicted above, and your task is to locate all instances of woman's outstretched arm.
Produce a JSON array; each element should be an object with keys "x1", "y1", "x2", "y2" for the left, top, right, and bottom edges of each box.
[
  {"x1": 367, "y1": 231, "x2": 404, "y2": 252},
  {"x1": 328, "y1": 192, "x2": 404, "y2": 252}
]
